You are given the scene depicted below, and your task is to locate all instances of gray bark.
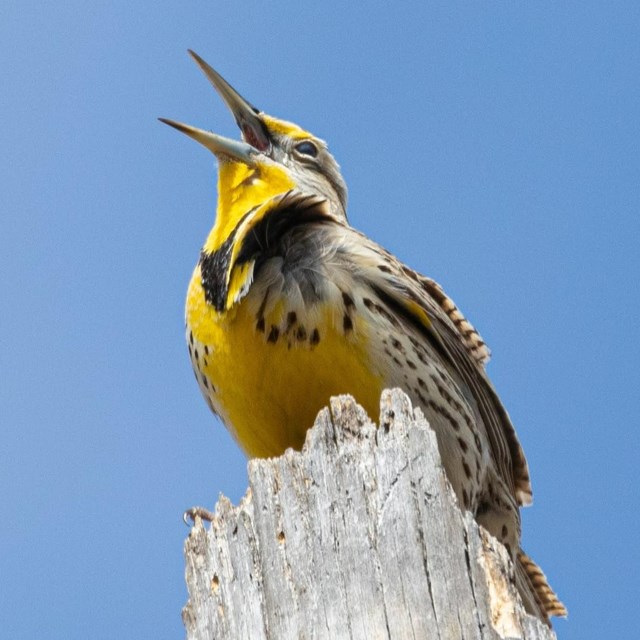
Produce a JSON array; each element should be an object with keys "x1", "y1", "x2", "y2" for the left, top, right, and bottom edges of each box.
[{"x1": 182, "y1": 389, "x2": 556, "y2": 640}]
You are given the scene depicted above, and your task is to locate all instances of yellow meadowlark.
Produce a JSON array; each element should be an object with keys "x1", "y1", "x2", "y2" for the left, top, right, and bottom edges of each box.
[{"x1": 160, "y1": 50, "x2": 565, "y2": 623}]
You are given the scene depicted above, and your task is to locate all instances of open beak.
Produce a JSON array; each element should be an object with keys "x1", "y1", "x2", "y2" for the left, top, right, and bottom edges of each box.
[
  {"x1": 158, "y1": 118, "x2": 257, "y2": 165},
  {"x1": 187, "y1": 50, "x2": 271, "y2": 153},
  {"x1": 159, "y1": 51, "x2": 272, "y2": 161}
]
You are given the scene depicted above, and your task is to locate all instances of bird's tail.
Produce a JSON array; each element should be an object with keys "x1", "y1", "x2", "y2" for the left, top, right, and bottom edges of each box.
[{"x1": 516, "y1": 549, "x2": 567, "y2": 624}]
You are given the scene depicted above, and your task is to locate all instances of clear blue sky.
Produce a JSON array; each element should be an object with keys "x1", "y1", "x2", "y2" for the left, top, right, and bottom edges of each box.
[{"x1": 1, "y1": 3, "x2": 638, "y2": 638}]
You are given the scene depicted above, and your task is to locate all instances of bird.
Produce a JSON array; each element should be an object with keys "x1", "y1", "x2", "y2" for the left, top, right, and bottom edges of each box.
[{"x1": 160, "y1": 50, "x2": 566, "y2": 623}]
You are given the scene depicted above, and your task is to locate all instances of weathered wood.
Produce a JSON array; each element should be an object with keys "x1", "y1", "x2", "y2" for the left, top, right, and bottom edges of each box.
[{"x1": 182, "y1": 389, "x2": 556, "y2": 640}]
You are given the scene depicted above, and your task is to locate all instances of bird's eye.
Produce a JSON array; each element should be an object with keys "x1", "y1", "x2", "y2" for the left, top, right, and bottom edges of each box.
[{"x1": 294, "y1": 140, "x2": 318, "y2": 158}]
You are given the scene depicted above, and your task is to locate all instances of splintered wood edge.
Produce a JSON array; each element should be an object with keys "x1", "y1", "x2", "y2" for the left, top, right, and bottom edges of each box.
[{"x1": 182, "y1": 389, "x2": 557, "y2": 640}]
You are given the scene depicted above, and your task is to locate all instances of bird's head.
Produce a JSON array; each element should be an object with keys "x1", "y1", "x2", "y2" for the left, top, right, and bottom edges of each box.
[{"x1": 160, "y1": 51, "x2": 348, "y2": 310}]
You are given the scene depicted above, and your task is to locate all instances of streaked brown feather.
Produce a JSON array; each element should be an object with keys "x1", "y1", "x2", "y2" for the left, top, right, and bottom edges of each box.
[{"x1": 350, "y1": 229, "x2": 533, "y2": 507}]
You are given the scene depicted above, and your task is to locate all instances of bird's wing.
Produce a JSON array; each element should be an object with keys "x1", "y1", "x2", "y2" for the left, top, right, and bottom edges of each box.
[
  {"x1": 348, "y1": 230, "x2": 532, "y2": 506},
  {"x1": 412, "y1": 274, "x2": 492, "y2": 367}
]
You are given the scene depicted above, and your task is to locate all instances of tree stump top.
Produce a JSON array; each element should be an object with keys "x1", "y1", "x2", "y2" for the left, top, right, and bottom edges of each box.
[{"x1": 182, "y1": 389, "x2": 557, "y2": 640}]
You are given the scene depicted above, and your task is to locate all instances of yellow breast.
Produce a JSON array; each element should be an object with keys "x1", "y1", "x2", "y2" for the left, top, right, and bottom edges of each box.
[{"x1": 186, "y1": 267, "x2": 384, "y2": 458}]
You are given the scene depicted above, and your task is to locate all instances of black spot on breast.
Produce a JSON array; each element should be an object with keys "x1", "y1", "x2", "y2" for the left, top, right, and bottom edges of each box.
[
  {"x1": 267, "y1": 326, "x2": 280, "y2": 343},
  {"x1": 296, "y1": 326, "x2": 307, "y2": 341},
  {"x1": 343, "y1": 315, "x2": 353, "y2": 333},
  {"x1": 342, "y1": 291, "x2": 355, "y2": 309},
  {"x1": 377, "y1": 264, "x2": 392, "y2": 273},
  {"x1": 286, "y1": 311, "x2": 297, "y2": 329},
  {"x1": 256, "y1": 317, "x2": 265, "y2": 333},
  {"x1": 310, "y1": 328, "x2": 320, "y2": 345}
]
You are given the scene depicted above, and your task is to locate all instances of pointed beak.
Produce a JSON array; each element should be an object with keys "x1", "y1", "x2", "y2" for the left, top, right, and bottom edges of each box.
[
  {"x1": 187, "y1": 49, "x2": 271, "y2": 153},
  {"x1": 158, "y1": 118, "x2": 257, "y2": 165}
]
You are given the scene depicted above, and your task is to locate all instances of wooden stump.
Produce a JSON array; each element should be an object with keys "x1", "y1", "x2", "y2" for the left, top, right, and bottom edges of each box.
[{"x1": 182, "y1": 389, "x2": 556, "y2": 640}]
